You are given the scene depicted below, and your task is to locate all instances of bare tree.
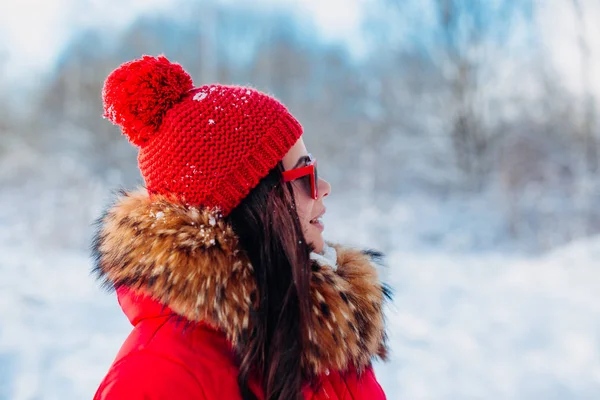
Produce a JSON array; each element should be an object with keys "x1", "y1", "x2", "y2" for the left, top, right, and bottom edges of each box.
[
  {"x1": 433, "y1": 0, "x2": 532, "y2": 188},
  {"x1": 369, "y1": 0, "x2": 532, "y2": 190},
  {"x1": 571, "y1": 0, "x2": 597, "y2": 172}
]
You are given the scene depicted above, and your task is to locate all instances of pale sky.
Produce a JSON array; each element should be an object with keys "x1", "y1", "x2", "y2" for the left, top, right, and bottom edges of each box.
[
  {"x1": 0, "y1": 0, "x2": 364, "y2": 81},
  {"x1": 0, "y1": 0, "x2": 167, "y2": 79},
  {"x1": 536, "y1": 0, "x2": 600, "y2": 98},
  {"x1": 0, "y1": 0, "x2": 598, "y2": 100}
]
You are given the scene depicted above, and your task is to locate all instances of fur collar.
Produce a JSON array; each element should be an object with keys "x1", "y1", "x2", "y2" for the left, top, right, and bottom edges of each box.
[{"x1": 92, "y1": 189, "x2": 390, "y2": 377}]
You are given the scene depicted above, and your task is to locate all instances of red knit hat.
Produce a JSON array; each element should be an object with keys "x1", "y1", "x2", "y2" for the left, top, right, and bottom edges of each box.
[{"x1": 102, "y1": 55, "x2": 303, "y2": 215}]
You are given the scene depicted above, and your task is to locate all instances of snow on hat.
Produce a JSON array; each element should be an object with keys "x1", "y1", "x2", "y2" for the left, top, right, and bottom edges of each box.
[{"x1": 102, "y1": 55, "x2": 303, "y2": 216}]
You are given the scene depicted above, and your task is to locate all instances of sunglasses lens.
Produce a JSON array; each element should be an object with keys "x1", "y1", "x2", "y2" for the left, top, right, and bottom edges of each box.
[
  {"x1": 313, "y1": 165, "x2": 318, "y2": 198},
  {"x1": 285, "y1": 157, "x2": 319, "y2": 199},
  {"x1": 298, "y1": 175, "x2": 312, "y2": 196}
]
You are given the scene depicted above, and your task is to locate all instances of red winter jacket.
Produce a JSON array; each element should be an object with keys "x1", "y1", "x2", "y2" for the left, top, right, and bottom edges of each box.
[
  {"x1": 93, "y1": 190, "x2": 390, "y2": 400},
  {"x1": 94, "y1": 288, "x2": 386, "y2": 400}
]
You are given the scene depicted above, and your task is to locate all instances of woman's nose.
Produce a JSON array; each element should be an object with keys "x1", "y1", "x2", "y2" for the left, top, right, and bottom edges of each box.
[{"x1": 318, "y1": 177, "x2": 331, "y2": 199}]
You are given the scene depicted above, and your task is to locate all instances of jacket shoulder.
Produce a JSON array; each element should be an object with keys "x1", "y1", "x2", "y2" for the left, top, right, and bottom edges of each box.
[
  {"x1": 94, "y1": 350, "x2": 207, "y2": 400},
  {"x1": 324, "y1": 366, "x2": 386, "y2": 400}
]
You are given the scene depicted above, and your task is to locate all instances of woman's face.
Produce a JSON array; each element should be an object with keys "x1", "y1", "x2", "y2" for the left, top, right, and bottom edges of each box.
[{"x1": 282, "y1": 137, "x2": 331, "y2": 254}]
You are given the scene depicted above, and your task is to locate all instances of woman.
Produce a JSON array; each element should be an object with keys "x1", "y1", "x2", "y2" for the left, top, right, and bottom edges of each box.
[{"x1": 93, "y1": 55, "x2": 390, "y2": 400}]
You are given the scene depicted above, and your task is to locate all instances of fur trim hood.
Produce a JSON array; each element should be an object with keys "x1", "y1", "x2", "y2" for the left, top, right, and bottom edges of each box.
[{"x1": 92, "y1": 189, "x2": 390, "y2": 377}]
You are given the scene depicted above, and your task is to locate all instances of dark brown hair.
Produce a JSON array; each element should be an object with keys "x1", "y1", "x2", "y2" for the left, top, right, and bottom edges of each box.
[{"x1": 227, "y1": 162, "x2": 313, "y2": 400}]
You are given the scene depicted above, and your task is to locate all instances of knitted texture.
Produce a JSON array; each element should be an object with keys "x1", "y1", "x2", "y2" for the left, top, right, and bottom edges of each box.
[{"x1": 102, "y1": 56, "x2": 303, "y2": 215}]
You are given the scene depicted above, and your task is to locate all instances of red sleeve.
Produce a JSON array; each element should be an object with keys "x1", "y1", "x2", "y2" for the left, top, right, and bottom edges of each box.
[
  {"x1": 94, "y1": 351, "x2": 207, "y2": 400},
  {"x1": 350, "y1": 366, "x2": 386, "y2": 399},
  {"x1": 326, "y1": 365, "x2": 386, "y2": 400}
]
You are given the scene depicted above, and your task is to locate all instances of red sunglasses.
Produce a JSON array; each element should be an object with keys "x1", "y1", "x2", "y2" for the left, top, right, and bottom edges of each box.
[{"x1": 282, "y1": 154, "x2": 319, "y2": 199}]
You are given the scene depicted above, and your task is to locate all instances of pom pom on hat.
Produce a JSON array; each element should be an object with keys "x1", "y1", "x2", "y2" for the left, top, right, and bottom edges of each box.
[{"x1": 102, "y1": 55, "x2": 194, "y2": 146}]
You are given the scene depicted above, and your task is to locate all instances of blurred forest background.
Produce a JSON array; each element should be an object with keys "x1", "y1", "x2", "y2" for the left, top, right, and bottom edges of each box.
[{"x1": 1, "y1": 0, "x2": 599, "y2": 254}]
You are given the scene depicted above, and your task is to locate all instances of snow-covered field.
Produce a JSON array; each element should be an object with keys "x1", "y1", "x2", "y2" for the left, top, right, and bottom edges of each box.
[
  {"x1": 1, "y1": 192, "x2": 600, "y2": 399},
  {"x1": 376, "y1": 244, "x2": 600, "y2": 399}
]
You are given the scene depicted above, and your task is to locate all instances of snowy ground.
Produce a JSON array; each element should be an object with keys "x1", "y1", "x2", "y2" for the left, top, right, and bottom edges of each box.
[
  {"x1": 1, "y1": 192, "x2": 600, "y2": 399},
  {"x1": 375, "y1": 245, "x2": 600, "y2": 399}
]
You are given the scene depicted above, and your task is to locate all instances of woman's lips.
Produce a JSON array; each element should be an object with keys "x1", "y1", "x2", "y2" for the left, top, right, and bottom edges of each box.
[
  {"x1": 310, "y1": 218, "x2": 324, "y2": 232},
  {"x1": 310, "y1": 208, "x2": 326, "y2": 231}
]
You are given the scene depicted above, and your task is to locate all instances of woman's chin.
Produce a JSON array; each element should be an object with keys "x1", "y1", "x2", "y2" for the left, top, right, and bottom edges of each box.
[{"x1": 309, "y1": 235, "x2": 325, "y2": 254}]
